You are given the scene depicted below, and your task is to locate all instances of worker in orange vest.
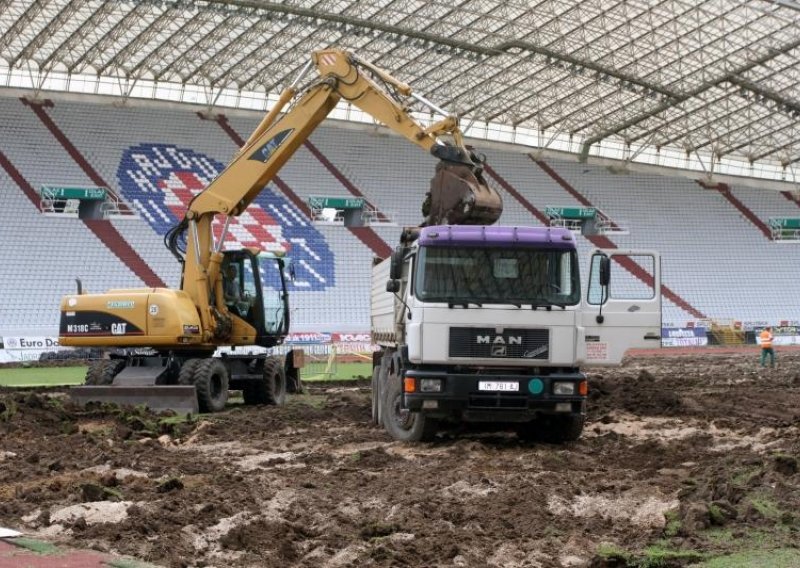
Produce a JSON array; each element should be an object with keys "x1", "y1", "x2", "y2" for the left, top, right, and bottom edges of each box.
[{"x1": 759, "y1": 326, "x2": 775, "y2": 368}]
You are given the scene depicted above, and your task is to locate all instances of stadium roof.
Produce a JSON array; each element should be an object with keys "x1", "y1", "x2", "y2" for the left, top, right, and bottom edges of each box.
[{"x1": 1, "y1": 0, "x2": 800, "y2": 183}]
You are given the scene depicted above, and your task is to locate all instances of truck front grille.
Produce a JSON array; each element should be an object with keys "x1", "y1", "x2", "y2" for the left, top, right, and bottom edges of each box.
[{"x1": 449, "y1": 327, "x2": 550, "y2": 360}]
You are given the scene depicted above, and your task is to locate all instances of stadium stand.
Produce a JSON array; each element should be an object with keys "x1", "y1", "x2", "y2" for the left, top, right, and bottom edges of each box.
[
  {"x1": 1, "y1": 94, "x2": 799, "y2": 337},
  {"x1": 549, "y1": 160, "x2": 800, "y2": 323}
]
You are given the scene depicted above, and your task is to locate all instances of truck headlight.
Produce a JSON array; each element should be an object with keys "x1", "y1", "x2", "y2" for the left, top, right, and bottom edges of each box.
[
  {"x1": 419, "y1": 378, "x2": 443, "y2": 392},
  {"x1": 553, "y1": 381, "x2": 575, "y2": 395}
]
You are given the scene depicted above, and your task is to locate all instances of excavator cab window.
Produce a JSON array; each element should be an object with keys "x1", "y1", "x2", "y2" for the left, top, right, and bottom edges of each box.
[{"x1": 221, "y1": 250, "x2": 289, "y2": 347}]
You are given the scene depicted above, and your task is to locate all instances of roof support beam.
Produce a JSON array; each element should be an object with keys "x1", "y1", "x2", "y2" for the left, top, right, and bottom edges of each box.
[
  {"x1": 68, "y1": 3, "x2": 148, "y2": 73},
  {"x1": 0, "y1": 0, "x2": 47, "y2": 54},
  {"x1": 96, "y1": 6, "x2": 176, "y2": 76},
  {"x1": 749, "y1": 136, "x2": 800, "y2": 163},
  {"x1": 10, "y1": 0, "x2": 83, "y2": 68},
  {"x1": 578, "y1": 35, "x2": 800, "y2": 161},
  {"x1": 38, "y1": 2, "x2": 117, "y2": 72}
]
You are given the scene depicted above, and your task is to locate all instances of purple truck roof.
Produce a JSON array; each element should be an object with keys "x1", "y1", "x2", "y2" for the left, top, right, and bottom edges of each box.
[{"x1": 418, "y1": 225, "x2": 576, "y2": 249}]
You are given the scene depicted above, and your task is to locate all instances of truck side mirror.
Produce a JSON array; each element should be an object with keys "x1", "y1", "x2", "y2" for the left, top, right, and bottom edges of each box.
[
  {"x1": 386, "y1": 280, "x2": 400, "y2": 293},
  {"x1": 599, "y1": 255, "x2": 611, "y2": 287},
  {"x1": 389, "y1": 249, "x2": 404, "y2": 281}
]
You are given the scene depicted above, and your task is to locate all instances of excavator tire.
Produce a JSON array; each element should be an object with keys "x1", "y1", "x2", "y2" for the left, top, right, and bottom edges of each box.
[
  {"x1": 177, "y1": 358, "x2": 204, "y2": 386},
  {"x1": 244, "y1": 356, "x2": 286, "y2": 406},
  {"x1": 85, "y1": 360, "x2": 125, "y2": 386},
  {"x1": 193, "y1": 359, "x2": 229, "y2": 413}
]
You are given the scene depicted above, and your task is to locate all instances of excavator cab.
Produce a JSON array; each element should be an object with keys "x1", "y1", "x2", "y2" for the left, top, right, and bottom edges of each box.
[{"x1": 220, "y1": 249, "x2": 290, "y2": 348}]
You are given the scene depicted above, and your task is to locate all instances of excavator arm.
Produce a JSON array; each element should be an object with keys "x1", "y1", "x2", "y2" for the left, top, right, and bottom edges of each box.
[
  {"x1": 185, "y1": 49, "x2": 499, "y2": 222},
  {"x1": 174, "y1": 48, "x2": 502, "y2": 341}
]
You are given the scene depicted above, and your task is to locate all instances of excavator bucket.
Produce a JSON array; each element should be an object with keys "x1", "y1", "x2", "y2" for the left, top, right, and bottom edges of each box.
[{"x1": 424, "y1": 145, "x2": 503, "y2": 226}]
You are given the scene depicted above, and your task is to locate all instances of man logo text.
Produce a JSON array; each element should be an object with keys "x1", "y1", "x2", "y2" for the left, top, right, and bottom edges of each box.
[{"x1": 477, "y1": 335, "x2": 522, "y2": 345}]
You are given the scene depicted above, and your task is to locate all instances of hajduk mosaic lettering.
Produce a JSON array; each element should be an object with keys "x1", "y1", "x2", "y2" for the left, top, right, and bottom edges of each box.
[{"x1": 117, "y1": 144, "x2": 334, "y2": 291}]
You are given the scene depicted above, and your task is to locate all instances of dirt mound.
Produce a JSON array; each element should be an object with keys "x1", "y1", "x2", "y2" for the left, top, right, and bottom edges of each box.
[{"x1": 1, "y1": 351, "x2": 799, "y2": 567}]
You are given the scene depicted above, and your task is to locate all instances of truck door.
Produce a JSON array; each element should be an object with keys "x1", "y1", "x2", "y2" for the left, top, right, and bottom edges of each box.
[{"x1": 578, "y1": 249, "x2": 662, "y2": 365}]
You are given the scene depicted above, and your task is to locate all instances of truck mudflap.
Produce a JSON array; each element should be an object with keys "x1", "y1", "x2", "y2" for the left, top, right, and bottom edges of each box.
[{"x1": 69, "y1": 385, "x2": 199, "y2": 415}]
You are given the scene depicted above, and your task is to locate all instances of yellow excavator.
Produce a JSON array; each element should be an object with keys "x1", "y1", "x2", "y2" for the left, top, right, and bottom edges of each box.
[{"x1": 59, "y1": 49, "x2": 503, "y2": 414}]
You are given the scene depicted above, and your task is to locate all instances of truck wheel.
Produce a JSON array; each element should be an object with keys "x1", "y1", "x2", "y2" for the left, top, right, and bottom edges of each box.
[
  {"x1": 370, "y1": 366, "x2": 381, "y2": 425},
  {"x1": 381, "y1": 372, "x2": 437, "y2": 442},
  {"x1": 549, "y1": 415, "x2": 585, "y2": 442},
  {"x1": 177, "y1": 358, "x2": 204, "y2": 386},
  {"x1": 517, "y1": 414, "x2": 585, "y2": 443},
  {"x1": 244, "y1": 357, "x2": 286, "y2": 406},
  {"x1": 85, "y1": 360, "x2": 124, "y2": 386},
  {"x1": 193, "y1": 359, "x2": 229, "y2": 413}
]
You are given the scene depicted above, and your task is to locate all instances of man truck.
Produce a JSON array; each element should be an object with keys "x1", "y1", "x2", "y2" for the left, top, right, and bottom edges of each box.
[{"x1": 371, "y1": 224, "x2": 662, "y2": 442}]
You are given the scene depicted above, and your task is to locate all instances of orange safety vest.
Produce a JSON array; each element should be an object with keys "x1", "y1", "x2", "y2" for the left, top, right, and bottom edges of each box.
[{"x1": 760, "y1": 330, "x2": 773, "y2": 349}]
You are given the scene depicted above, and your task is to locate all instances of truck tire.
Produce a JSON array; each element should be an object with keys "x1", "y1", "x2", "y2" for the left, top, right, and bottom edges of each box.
[
  {"x1": 244, "y1": 357, "x2": 286, "y2": 406},
  {"x1": 193, "y1": 359, "x2": 229, "y2": 413},
  {"x1": 370, "y1": 366, "x2": 381, "y2": 425},
  {"x1": 85, "y1": 360, "x2": 124, "y2": 386},
  {"x1": 517, "y1": 414, "x2": 585, "y2": 443},
  {"x1": 381, "y1": 371, "x2": 437, "y2": 442},
  {"x1": 548, "y1": 414, "x2": 585, "y2": 442},
  {"x1": 177, "y1": 358, "x2": 204, "y2": 386}
]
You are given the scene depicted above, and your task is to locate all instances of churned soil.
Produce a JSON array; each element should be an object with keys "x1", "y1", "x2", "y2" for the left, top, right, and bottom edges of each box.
[{"x1": 1, "y1": 349, "x2": 799, "y2": 567}]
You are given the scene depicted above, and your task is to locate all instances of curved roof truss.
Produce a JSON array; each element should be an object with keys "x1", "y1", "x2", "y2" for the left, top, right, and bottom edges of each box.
[{"x1": 1, "y1": 0, "x2": 799, "y2": 182}]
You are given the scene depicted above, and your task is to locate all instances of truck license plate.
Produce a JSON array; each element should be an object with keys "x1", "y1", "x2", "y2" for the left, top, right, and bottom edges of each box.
[{"x1": 478, "y1": 381, "x2": 519, "y2": 392}]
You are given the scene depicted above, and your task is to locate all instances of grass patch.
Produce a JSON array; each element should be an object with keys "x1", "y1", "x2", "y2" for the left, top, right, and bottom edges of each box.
[
  {"x1": 694, "y1": 548, "x2": 800, "y2": 568},
  {"x1": 290, "y1": 393, "x2": 327, "y2": 409},
  {"x1": 596, "y1": 543, "x2": 706, "y2": 568},
  {"x1": 705, "y1": 528, "x2": 734, "y2": 546},
  {"x1": 10, "y1": 537, "x2": 61, "y2": 555},
  {"x1": 639, "y1": 546, "x2": 705, "y2": 567},
  {"x1": 698, "y1": 525, "x2": 795, "y2": 556},
  {"x1": 0, "y1": 361, "x2": 371, "y2": 386},
  {"x1": 731, "y1": 466, "x2": 762, "y2": 487},
  {"x1": 747, "y1": 494, "x2": 782, "y2": 520},
  {"x1": 663, "y1": 509, "x2": 682, "y2": 537},
  {"x1": 596, "y1": 543, "x2": 632, "y2": 564},
  {"x1": 301, "y1": 362, "x2": 371, "y2": 381},
  {"x1": 0, "y1": 366, "x2": 86, "y2": 387}
]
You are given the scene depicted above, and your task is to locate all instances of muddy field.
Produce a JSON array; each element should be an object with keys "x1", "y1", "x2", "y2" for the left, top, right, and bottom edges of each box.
[{"x1": 1, "y1": 350, "x2": 800, "y2": 567}]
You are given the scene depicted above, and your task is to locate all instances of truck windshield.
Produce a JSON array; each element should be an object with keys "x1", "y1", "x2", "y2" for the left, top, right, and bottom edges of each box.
[{"x1": 414, "y1": 246, "x2": 580, "y2": 306}]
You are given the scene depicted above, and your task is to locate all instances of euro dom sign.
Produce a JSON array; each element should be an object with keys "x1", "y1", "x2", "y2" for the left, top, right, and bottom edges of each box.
[{"x1": 116, "y1": 143, "x2": 335, "y2": 291}]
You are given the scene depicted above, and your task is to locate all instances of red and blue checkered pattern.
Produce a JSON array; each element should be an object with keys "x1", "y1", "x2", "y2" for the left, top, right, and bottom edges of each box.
[{"x1": 117, "y1": 143, "x2": 335, "y2": 291}]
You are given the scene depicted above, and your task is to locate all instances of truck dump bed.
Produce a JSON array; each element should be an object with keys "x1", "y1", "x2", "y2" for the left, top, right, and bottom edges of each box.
[{"x1": 371, "y1": 257, "x2": 398, "y2": 346}]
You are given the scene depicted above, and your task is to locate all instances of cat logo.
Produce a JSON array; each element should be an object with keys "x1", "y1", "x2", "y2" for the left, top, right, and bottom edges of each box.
[{"x1": 111, "y1": 323, "x2": 128, "y2": 335}]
